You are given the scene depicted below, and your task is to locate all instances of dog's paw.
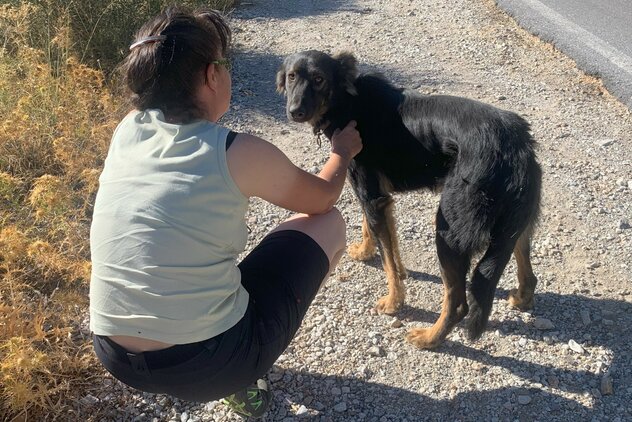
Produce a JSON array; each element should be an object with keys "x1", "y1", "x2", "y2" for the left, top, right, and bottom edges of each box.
[
  {"x1": 375, "y1": 294, "x2": 403, "y2": 315},
  {"x1": 348, "y1": 242, "x2": 377, "y2": 261},
  {"x1": 406, "y1": 328, "x2": 442, "y2": 349},
  {"x1": 508, "y1": 289, "x2": 534, "y2": 310}
]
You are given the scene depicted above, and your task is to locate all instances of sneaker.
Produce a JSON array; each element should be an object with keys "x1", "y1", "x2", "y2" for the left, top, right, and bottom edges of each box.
[{"x1": 220, "y1": 379, "x2": 271, "y2": 418}]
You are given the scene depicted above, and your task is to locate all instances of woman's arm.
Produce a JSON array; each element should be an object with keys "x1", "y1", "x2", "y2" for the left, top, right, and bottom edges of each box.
[{"x1": 227, "y1": 121, "x2": 362, "y2": 215}]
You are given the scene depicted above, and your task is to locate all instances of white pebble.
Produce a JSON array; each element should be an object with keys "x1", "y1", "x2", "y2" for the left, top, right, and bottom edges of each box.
[
  {"x1": 368, "y1": 346, "x2": 384, "y2": 356},
  {"x1": 568, "y1": 339, "x2": 585, "y2": 354},
  {"x1": 296, "y1": 405, "x2": 309, "y2": 416}
]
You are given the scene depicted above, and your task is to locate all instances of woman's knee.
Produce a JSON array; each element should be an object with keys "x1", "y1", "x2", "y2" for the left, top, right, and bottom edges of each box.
[
  {"x1": 324, "y1": 207, "x2": 346, "y2": 240},
  {"x1": 273, "y1": 208, "x2": 347, "y2": 263}
]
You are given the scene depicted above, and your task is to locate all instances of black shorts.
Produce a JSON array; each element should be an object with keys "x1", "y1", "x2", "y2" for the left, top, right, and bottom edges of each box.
[{"x1": 93, "y1": 230, "x2": 329, "y2": 402}]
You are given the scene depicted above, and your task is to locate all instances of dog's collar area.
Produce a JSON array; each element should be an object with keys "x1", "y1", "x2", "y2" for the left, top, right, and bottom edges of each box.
[
  {"x1": 313, "y1": 118, "x2": 330, "y2": 133},
  {"x1": 314, "y1": 129, "x2": 324, "y2": 148},
  {"x1": 312, "y1": 118, "x2": 331, "y2": 148}
]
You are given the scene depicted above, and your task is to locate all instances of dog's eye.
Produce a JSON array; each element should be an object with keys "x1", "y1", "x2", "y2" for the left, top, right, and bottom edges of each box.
[
  {"x1": 314, "y1": 76, "x2": 324, "y2": 84},
  {"x1": 287, "y1": 72, "x2": 296, "y2": 81}
]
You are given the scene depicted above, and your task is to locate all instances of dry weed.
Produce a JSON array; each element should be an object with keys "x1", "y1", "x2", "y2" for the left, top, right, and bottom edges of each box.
[
  {"x1": 0, "y1": 5, "x2": 122, "y2": 418},
  {"x1": 0, "y1": 1, "x2": 236, "y2": 419}
]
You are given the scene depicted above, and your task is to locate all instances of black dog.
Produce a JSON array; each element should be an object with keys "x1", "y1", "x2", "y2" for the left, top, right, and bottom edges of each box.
[{"x1": 276, "y1": 50, "x2": 542, "y2": 349}]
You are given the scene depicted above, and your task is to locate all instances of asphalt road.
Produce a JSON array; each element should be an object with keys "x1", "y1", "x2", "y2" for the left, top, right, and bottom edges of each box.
[{"x1": 496, "y1": 0, "x2": 632, "y2": 110}]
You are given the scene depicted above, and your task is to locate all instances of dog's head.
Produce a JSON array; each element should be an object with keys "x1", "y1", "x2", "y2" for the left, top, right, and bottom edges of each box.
[{"x1": 276, "y1": 50, "x2": 358, "y2": 128}]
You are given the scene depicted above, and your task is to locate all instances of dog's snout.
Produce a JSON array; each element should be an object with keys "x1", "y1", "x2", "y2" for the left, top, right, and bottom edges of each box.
[
  {"x1": 289, "y1": 106, "x2": 307, "y2": 121},
  {"x1": 282, "y1": 66, "x2": 318, "y2": 123}
]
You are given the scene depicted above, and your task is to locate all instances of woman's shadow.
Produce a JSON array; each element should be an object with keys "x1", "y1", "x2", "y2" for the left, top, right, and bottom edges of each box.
[{"x1": 261, "y1": 366, "x2": 602, "y2": 421}]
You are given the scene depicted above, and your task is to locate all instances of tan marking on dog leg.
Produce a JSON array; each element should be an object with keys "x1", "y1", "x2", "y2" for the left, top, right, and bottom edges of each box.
[
  {"x1": 375, "y1": 202, "x2": 406, "y2": 314},
  {"x1": 385, "y1": 204, "x2": 408, "y2": 280},
  {"x1": 348, "y1": 214, "x2": 377, "y2": 261},
  {"x1": 407, "y1": 255, "x2": 468, "y2": 349},
  {"x1": 375, "y1": 175, "x2": 406, "y2": 279},
  {"x1": 406, "y1": 283, "x2": 468, "y2": 349},
  {"x1": 508, "y1": 232, "x2": 537, "y2": 310},
  {"x1": 375, "y1": 249, "x2": 405, "y2": 314}
]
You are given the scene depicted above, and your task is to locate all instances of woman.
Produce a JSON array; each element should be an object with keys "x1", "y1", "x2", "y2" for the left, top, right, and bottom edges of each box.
[{"x1": 89, "y1": 5, "x2": 362, "y2": 419}]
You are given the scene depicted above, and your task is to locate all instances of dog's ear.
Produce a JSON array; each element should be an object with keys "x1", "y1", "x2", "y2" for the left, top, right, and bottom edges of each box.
[
  {"x1": 333, "y1": 51, "x2": 358, "y2": 96},
  {"x1": 276, "y1": 61, "x2": 287, "y2": 94}
]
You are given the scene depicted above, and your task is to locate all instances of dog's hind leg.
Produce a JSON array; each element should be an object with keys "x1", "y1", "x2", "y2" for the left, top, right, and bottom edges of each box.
[
  {"x1": 348, "y1": 214, "x2": 378, "y2": 261},
  {"x1": 407, "y1": 208, "x2": 470, "y2": 349},
  {"x1": 508, "y1": 229, "x2": 538, "y2": 310},
  {"x1": 466, "y1": 237, "x2": 515, "y2": 340},
  {"x1": 366, "y1": 196, "x2": 408, "y2": 314}
]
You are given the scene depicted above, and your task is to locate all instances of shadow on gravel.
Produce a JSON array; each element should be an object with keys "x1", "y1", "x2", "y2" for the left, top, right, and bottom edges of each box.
[
  {"x1": 351, "y1": 256, "x2": 444, "y2": 284},
  {"x1": 406, "y1": 269, "x2": 442, "y2": 284},
  {"x1": 226, "y1": 50, "x2": 286, "y2": 121},
  {"x1": 233, "y1": 0, "x2": 367, "y2": 21},
  {"x1": 266, "y1": 368, "x2": 596, "y2": 420},
  {"x1": 263, "y1": 291, "x2": 632, "y2": 419},
  {"x1": 381, "y1": 289, "x2": 630, "y2": 416},
  {"x1": 226, "y1": 49, "x2": 454, "y2": 126}
]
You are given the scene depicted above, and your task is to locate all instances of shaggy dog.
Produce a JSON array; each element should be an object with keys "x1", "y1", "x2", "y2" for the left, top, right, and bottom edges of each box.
[{"x1": 277, "y1": 50, "x2": 542, "y2": 349}]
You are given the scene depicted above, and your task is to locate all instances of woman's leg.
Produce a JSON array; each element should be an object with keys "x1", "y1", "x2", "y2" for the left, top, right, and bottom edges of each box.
[
  {"x1": 269, "y1": 207, "x2": 347, "y2": 273},
  {"x1": 221, "y1": 208, "x2": 347, "y2": 417},
  {"x1": 235, "y1": 206, "x2": 348, "y2": 353}
]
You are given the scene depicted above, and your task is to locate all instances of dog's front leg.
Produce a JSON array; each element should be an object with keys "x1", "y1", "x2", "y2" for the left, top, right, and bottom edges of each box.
[
  {"x1": 365, "y1": 196, "x2": 407, "y2": 314},
  {"x1": 348, "y1": 214, "x2": 377, "y2": 261}
]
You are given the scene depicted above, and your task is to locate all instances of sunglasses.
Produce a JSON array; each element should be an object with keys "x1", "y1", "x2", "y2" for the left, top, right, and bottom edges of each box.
[{"x1": 211, "y1": 58, "x2": 232, "y2": 72}]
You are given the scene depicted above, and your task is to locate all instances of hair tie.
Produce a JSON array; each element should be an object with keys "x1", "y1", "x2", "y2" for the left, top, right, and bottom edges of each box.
[{"x1": 129, "y1": 35, "x2": 167, "y2": 50}]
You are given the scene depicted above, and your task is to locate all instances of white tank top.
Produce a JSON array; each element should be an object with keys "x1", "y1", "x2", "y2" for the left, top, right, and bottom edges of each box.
[{"x1": 89, "y1": 109, "x2": 249, "y2": 344}]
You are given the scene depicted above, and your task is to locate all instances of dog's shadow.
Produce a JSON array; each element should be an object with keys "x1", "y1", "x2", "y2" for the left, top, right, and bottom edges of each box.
[
  {"x1": 397, "y1": 304, "x2": 438, "y2": 325},
  {"x1": 356, "y1": 256, "x2": 442, "y2": 285},
  {"x1": 406, "y1": 268, "x2": 441, "y2": 284}
]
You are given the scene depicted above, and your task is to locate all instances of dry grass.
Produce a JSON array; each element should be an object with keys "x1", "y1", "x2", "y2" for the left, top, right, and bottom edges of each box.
[
  {"x1": 0, "y1": 1, "x2": 235, "y2": 420},
  {"x1": 4, "y1": 0, "x2": 236, "y2": 74}
]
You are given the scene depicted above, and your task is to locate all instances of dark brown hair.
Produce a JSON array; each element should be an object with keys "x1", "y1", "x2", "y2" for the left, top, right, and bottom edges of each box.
[{"x1": 121, "y1": 6, "x2": 231, "y2": 123}]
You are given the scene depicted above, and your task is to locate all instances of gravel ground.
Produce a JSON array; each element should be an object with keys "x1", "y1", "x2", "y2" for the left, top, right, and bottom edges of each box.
[{"x1": 83, "y1": 0, "x2": 632, "y2": 420}]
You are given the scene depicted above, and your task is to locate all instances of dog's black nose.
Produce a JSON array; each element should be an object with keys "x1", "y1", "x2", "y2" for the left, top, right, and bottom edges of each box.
[{"x1": 289, "y1": 107, "x2": 306, "y2": 121}]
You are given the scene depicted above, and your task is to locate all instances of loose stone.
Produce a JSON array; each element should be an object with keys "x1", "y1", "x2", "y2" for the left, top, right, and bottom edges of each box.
[
  {"x1": 534, "y1": 317, "x2": 555, "y2": 330},
  {"x1": 568, "y1": 339, "x2": 585, "y2": 354},
  {"x1": 296, "y1": 405, "x2": 309, "y2": 417},
  {"x1": 580, "y1": 309, "x2": 591, "y2": 326},
  {"x1": 601, "y1": 374, "x2": 614, "y2": 395},
  {"x1": 368, "y1": 346, "x2": 384, "y2": 357},
  {"x1": 546, "y1": 375, "x2": 560, "y2": 388},
  {"x1": 333, "y1": 402, "x2": 347, "y2": 412},
  {"x1": 518, "y1": 395, "x2": 532, "y2": 405},
  {"x1": 390, "y1": 318, "x2": 404, "y2": 328}
]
